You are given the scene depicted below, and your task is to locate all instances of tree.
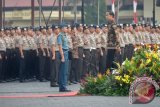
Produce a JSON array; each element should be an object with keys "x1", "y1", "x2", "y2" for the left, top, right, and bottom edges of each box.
[{"x1": 84, "y1": 0, "x2": 107, "y2": 24}]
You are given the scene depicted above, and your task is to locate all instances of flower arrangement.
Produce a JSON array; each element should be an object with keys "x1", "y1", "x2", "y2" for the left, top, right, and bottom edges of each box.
[{"x1": 80, "y1": 44, "x2": 160, "y2": 96}]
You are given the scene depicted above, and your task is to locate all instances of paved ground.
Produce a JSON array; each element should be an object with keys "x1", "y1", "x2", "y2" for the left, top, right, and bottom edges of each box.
[{"x1": 0, "y1": 81, "x2": 159, "y2": 107}]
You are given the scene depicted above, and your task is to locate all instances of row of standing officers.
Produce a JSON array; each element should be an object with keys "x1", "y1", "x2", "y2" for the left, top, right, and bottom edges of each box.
[{"x1": 0, "y1": 22, "x2": 160, "y2": 91}]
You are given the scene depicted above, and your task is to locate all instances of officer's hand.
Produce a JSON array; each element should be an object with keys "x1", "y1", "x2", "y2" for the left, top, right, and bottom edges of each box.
[
  {"x1": 61, "y1": 57, "x2": 65, "y2": 62},
  {"x1": 83, "y1": 54, "x2": 85, "y2": 58},
  {"x1": 100, "y1": 52, "x2": 103, "y2": 56},
  {"x1": 52, "y1": 55, "x2": 55, "y2": 60},
  {"x1": 116, "y1": 48, "x2": 121, "y2": 53},
  {"x1": 48, "y1": 53, "x2": 50, "y2": 57},
  {"x1": 21, "y1": 55, "x2": 24, "y2": 59},
  {"x1": 0, "y1": 55, "x2": 2, "y2": 59},
  {"x1": 43, "y1": 52, "x2": 46, "y2": 56}
]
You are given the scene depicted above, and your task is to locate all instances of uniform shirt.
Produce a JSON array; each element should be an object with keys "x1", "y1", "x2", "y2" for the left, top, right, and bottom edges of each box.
[
  {"x1": 122, "y1": 31, "x2": 129, "y2": 45},
  {"x1": 0, "y1": 37, "x2": 6, "y2": 51},
  {"x1": 118, "y1": 32, "x2": 125, "y2": 47},
  {"x1": 90, "y1": 33, "x2": 97, "y2": 49},
  {"x1": 72, "y1": 35, "x2": 79, "y2": 58},
  {"x1": 83, "y1": 34, "x2": 91, "y2": 49},
  {"x1": 150, "y1": 33, "x2": 158, "y2": 44},
  {"x1": 133, "y1": 31, "x2": 140, "y2": 45},
  {"x1": 144, "y1": 31, "x2": 151, "y2": 44},
  {"x1": 101, "y1": 32, "x2": 107, "y2": 48},
  {"x1": 75, "y1": 32, "x2": 84, "y2": 47},
  {"x1": 95, "y1": 32, "x2": 102, "y2": 48},
  {"x1": 38, "y1": 34, "x2": 48, "y2": 49},
  {"x1": 28, "y1": 36, "x2": 37, "y2": 50},
  {"x1": 4, "y1": 36, "x2": 11, "y2": 49},
  {"x1": 14, "y1": 34, "x2": 21, "y2": 48},
  {"x1": 66, "y1": 34, "x2": 73, "y2": 50},
  {"x1": 19, "y1": 36, "x2": 30, "y2": 50},
  {"x1": 57, "y1": 32, "x2": 69, "y2": 50},
  {"x1": 10, "y1": 36, "x2": 15, "y2": 49}
]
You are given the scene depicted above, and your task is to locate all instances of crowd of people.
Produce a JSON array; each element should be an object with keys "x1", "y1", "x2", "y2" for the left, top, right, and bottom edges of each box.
[{"x1": 0, "y1": 12, "x2": 160, "y2": 91}]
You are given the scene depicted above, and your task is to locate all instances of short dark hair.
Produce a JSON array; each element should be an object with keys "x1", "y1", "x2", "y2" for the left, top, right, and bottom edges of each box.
[{"x1": 107, "y1": 11, "x2": 115, "y2": 18}]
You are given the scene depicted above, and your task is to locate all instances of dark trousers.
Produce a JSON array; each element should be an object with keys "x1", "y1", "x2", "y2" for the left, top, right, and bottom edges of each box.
[
  {"x1": 50, "y1": 52, "x2": 60, "y2": 85},
  {"x1": 19, "y1": 50, "x2": 29, "y2": 82},
  {"x1": 15, "y1": 48, "x2": 20, "y2": 79},
  {"x1": 90, "y1": 49, "x2": 97, "y2": 76},
  {"x1": 83, "y1": 49, "x2": 91, "y2": 78},
  {"x1": 115, "y1": 47, "x2": 125, "y2": 65},
  {"x1": 70, "y1": 58, "x2": 79, "y2": 82},
  {"x1": 78, "y1": 47, "x2": 83, "y2": 81},
  {"x1": 0, "y1": 51, "x2": 6, "y2": 81},
  {"x1": 106, "y1": 49, "x2": 116, "y2": 70},
  {"x1": 38, "y1": 49, "x2": 46, "y2": 81},
  {"x1": 28, "y1": 50, "x2": 37, "y2": 79},
  {"x1": 68, "y1": 50, "x2": 72, "y2": 82},
  {"x1": 5, "y1": 49, "x2": 16, "y2": 80},
  {"x1": 99, "y1": 48, "x2": 106, "y2": 74}
]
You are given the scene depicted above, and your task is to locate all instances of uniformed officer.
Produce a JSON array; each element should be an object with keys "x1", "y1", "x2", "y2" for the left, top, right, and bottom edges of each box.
[
  {"x1": 19, "y1": 28, "x2": 30, "y2": 82},
  {"x1": 27, "y1": 27, "x2": 37, "y2": 79},
  {"x1": 0, "y1": 28, "x2": 6, "y2": 82},
  {"x1": 38, "y1": 26, "x2": 48, "y2": 82},
  {"x1": 66, "y1": 25, "x2": 75, "y2": 84},
  {"x1": 70, "y1": 26, "x2": 79, "y2": 83},
  {"x1": 75, "y1": 23, "x2": 84, "y2": 81},
  {"x1": 82, "y1": 25, "x2": 91, "y2": 77},
  {"x1": 57, "y1": 24, "x2": 71, "y2": 92},
  {"x1": 89, "y1": 24, "x2": 97, "y2": 76},
  {"x1": 106, "y1": 12, "x2": 120, "y2": 71},
  {"x1": 49, "y1": 25, "x2": 59, "y2": 87},
  {"x1": 14, "y1": 27, "x2": 22, "y2": 80},
  {"x1": 95, "y1": 25, "x2": 102, "y2": 75},
  {"x1": 100, "y1": 24, "x2": 107, "y2": 74}
]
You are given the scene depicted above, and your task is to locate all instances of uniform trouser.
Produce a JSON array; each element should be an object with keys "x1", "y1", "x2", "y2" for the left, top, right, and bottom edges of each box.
[
  {"x1": 70, "y1": 58, "x2": 79, "y2": 82},
  {"x1": 128, "y1": 44, "x2": 134, "y2": 60},
  {"x1": 50, "y1": 51, "x2": 60, "y2": 85},
  {"x1": 78, "y1": 47, "x2": 83, "y2": 81},
  {"x1": 44, "y1": 49, "x2": 50, "y2": 80},
  {"x1": 82, "y1": 49, "x2": 91, "y2": 78},
  {"x1": 0, "y1": 51, "x2": 6, "y2": 81},
  {"x1": 19, "y1": 50, "x2": 29, "y2": 81},
  {"x1": 114, "y1": 47, "x2": 125, "y2": 65},
  {"x1": 6, "y1": 49, "x2": 16, "y2": 79},
  {"x1": 90, "y1": 49, "x2": 97, "y2": 76},
  {"x1": 99, "y1": 48, "x2": 106, "y2": 74},
  {"x1": 58, "y1": 49, "x2": 69, "y2": 91},
  {"x1": 38, "y1": 49, "x2": 46, "y2": 81},
  {"x1": 15, "y1": 48, "x2": 20, "y2": 79},
  {"x1": 28, "y1": 50, "x2": 37, "y2": 79},
  {"x1": 94, "y1": 48, "x2": 101, "y2": 76},
  {"x1": 106, "y1": 49, "x2": 116, "y2": 70},
  {"x1": 68, "y1": 50, "x2": 72, "y2": 82}
]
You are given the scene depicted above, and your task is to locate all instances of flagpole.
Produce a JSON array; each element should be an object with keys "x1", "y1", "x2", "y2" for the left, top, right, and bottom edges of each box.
[
  {"x1": 117, "y1": 0, "x2": 120, "y2": 24},
  {"x1": 98, "y1": 0, "x2": 99, "y2": 25}
]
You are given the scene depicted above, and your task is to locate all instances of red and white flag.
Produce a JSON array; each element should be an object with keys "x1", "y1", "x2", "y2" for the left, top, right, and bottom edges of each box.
[
  {"x1": 112, "y1": 0, "x2": 115, "y2": 14},
  {"x1": 133, "y1": 0, "x2": 138, "y2": 23}
]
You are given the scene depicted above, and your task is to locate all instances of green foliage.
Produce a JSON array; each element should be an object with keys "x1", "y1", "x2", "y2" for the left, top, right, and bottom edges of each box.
[
  {"x1": 84, "y1": 0, "x2": 107, "y2": 24},
  {"x1": 80, "y1": 45, "x2": 160, "y2": 96}
]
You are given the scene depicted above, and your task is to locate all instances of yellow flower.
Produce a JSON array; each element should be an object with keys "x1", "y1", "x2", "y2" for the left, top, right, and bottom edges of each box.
[
  {"x1": 124, "y1": 74, "x2": 130, "y2": 80},
  {"x1": 146, "y1": 59, "x2": 151, "y2": 64},
  {"x1": 93, "y1": 78, "x2": 97, "y2": 82},
  {"x1": 97, "y1": 73, "x2": 102, "y2": 79},
  {"x1": 115, "y1": 76, "x2": 122, "y2": 81}
]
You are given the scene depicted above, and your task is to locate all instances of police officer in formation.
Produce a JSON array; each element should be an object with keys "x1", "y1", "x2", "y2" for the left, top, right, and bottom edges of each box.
[{"x1": 1, "y1": 11, "x2": 160, "y2": 92}]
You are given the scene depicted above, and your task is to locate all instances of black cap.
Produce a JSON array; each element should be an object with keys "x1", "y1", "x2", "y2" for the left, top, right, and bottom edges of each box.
[
  {"x1": 0, "y1": 28, "x2": 4, "y2": 31},
  {"x1": 15, "y1": 26, "x2": 21, "y2": 30},
  {"x1": 46, "y1": 26, "x2": 52, "y2": 30},
  {"x1": 107, "y1": 11, "x2": 115, "y2": 17},
  {"x1": 52, "y1": 25, "x2": 59, "y2": 30},
  {"x1": 83, "y1": 24, "x2": 88, "y2": 30},
  {"x1": 75, "y1": 23, "x2": 83, "y2": 28},
  {"x1": 21, "y1": 27, "x2": 27, "y2": 31}
]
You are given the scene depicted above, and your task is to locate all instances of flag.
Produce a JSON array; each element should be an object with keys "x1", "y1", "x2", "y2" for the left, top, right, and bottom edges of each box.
[
  {"x1": 133, "y1": 0, "x2": 138, "y2": 23},
  {"x1": 112, "y1": 0, "x2": 115, "y2": 14}
]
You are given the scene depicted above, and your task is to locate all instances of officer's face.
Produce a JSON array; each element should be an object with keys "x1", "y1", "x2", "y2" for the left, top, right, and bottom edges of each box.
[
  {"x1": 11, "y1": 30, "x2": 15, "y2": 34},
  {"x1": 54, "y1": 28, "x2": 60, "y2": 35},
  {"x1": 67, "y1": 27, "x2": 71, "y2": 33},
  {"x1": 47, "y1": 28, "x2": 52, "y2": 34},
  {"x1": 16, "y1": 29, "x2": 21, "y2": 35},
  {"x1": 42, "y1": 29, "x2": 47, "y2": 34},
  {"x1": 62, "y1": 27, "x2": 67, "y2": 33},
  {"x1": 89, "y1": 27, "x2": 95, "y2": 33},
  {"x1": 23, "y1": 31, "x2": 28, "y2": 35},
  {"x1": 95, "y1": 28, "x2": 100, "y2": 33}
]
